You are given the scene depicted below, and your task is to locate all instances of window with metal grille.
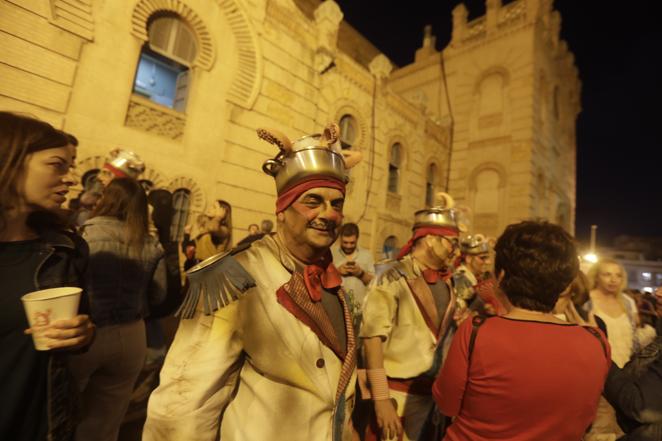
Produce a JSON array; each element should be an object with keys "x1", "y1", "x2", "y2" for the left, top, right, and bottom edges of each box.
[
  {"x1": 132, "y1": 14, "x2": 196, "y2": 112},
  {"x1": 388, "y1": 142, "x2": 401, "y2": 193},
  {"x1": 170, "y1": 188, "x2": 191, "y2": 241}
]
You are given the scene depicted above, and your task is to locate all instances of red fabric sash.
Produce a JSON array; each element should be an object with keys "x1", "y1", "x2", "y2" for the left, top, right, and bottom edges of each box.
[
  {"x1": 275, "y1": 177, "x2": 345, "y2": 213},
  {"x1": 421, "y1": 268, "x2": 452, "y2": 284},
  {"x1": 396, "y1": 226, "x2": 459, "y2": 260},
  {"x1": 103, "y1": 163, "x2": 129, "y2": 178},
  {"x1": 303, "y1": 255, "x2": 342, "y2": 302}
]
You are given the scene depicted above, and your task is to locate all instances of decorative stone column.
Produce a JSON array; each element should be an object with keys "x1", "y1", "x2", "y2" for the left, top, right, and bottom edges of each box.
[
  {"x1": 314, "y1": 0, "x2": 343, "y2": 73},
  {"x1": 369, "y1": 54, "x2": 393, "y2": 81},
  {"x1": 451, "y1": 4, "x2": 468, "y2": 45},
  {"x1": 486, "y1": 0, "x2": 502, "y2": 34}
]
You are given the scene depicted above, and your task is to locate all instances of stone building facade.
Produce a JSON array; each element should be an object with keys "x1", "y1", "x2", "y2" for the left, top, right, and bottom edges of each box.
[
  {"x1": 0, "y1": 0, "x2": 579, "y2": 257},
  {"x1": 390, "y1": 0, "x2": 581, "y2": 238}
]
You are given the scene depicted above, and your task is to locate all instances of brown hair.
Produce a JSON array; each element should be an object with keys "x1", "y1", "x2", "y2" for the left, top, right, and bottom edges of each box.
[
  {"x1": 495, "y1": 221, "x2": 579, "y2": 313},
  {"x1": 91, "y1": 178, "x2": 149, "y2": 252},
  {"x1": 0, "y1": 112, "x2": 72, "y2": 232}
]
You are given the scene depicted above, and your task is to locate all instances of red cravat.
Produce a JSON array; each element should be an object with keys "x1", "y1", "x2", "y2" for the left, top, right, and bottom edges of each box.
[
  {"x1": 422, "y1": 268, "x2": 451, "y2": 284},
  {"x1": 303, "y1": 258, "x2": 342, "y2": 302}
]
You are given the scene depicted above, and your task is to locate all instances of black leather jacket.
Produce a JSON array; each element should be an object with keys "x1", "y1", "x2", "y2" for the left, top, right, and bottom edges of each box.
[{"x1": 36, "y1": 229, "x2": 89, "y2": 441}]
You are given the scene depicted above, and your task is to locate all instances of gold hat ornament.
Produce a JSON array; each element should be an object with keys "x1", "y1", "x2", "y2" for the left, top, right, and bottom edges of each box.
[
  {"x1": 413, "y1": 192, "x2": 461, "y2": 231},
  {"x1": 258, "y1": 122, "x2": 362, "y2": 194}
]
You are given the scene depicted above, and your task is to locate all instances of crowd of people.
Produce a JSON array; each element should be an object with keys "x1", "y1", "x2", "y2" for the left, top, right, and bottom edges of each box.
[{"x1": 1, "y1": 111, "x2": 662, "y2": 441}]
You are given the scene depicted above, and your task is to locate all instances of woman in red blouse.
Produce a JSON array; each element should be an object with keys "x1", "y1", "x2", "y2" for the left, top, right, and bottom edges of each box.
[{"x1": 433, "y1": 221, "x2": 611, "y2": 441}]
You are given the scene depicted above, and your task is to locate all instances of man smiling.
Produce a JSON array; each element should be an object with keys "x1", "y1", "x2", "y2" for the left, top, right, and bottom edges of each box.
[{"x1": 144, "y1": 123, "x2": 361, "y2": 441}]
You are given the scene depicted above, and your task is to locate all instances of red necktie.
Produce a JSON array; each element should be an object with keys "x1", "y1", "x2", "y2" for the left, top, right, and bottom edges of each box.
[
  {"x1": 422, "y1": 268, "x2": 451, "y2": 284},
  {"x1": 303, "y1": 258, "x2": 342, "y2": 302}
]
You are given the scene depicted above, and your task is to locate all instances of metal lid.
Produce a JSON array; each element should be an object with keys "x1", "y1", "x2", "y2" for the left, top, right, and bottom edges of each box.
[{"x1": 104, "y1": 148, "x2": 145, "y2": 179}]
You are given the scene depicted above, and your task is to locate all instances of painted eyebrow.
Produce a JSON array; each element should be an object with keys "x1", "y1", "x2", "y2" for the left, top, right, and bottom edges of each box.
[{"x1": 49, "y1": 156, "x2": 67, "y2": 161}]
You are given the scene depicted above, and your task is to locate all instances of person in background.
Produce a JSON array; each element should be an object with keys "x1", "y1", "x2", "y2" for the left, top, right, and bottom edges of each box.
[
  {"x1": 73, "y1": 190, "x2": 101, "y2": 227},
  {"x1": 603, "y1": 286, "x2": 662, "y2": 441},
  {"x1": 261, "y1": 218, "x2": 274, "y2": 235},
  {"x1": 361, "y1": 194, "x2": 460, "y2": 441},
  {"x1": 236, "y1": 223, "x2": 261, "y2": 246},
  {"x1": 191, "y1": 199, "x2": 233, "y2": 261},
  {"x1": 585, "y1": 259, "x2": 642, "y2": 441},
  {"x1": 434, "y1": 221, "x2": 611, "y2": 441},
  {"x1": 332, "y1": 222, "x2": 374, "y2": 319},
  {"x1": 67, "y1": 177, "x2": 167, "y2": 441},
  {"x1": 453, "y1": 233, "x2": 493, "y2": 316},
  {"x1": 0, "y1": 112, "x2": 94, "y2": 441}
]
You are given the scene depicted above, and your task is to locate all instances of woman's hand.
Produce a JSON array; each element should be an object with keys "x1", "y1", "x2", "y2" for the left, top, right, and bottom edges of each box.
[
  {"x1": 25, "y1": 314, "x2": 95, "y2": 351},
  {"x1": 374, "y1": 398, "x2": 402, "y2": 440}
]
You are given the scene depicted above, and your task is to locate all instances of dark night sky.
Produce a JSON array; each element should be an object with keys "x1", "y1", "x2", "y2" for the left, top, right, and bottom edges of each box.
[{"x1": 335, "y1": 0, "x2": 662, "y2": 246}]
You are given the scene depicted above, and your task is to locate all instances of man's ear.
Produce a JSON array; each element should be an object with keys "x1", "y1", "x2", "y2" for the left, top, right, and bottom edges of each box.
[
  {"x1": 277, "y1": 211, "x2": 285, "y2": 223},
  {"x1": 497, "y1": 269, "x2": 505, "y2": 282}
]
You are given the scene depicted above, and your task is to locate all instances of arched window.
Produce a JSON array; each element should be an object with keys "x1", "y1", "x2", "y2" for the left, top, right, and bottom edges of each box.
[
  {"x1": 170, "y1": 188, "x2": 191, "y2": 241},
  {"x1": 388, "y1": 142, "x2": 402, "y2": 193},
  {"x1": 132, "y1": 13, "x2": 197, "y2": 112},
  {"x1": 383, "y1": 235, "x2": 398, "y2": 260},
  {"x1": 474, "y1": 169, "x2": 500, "y2": 214},
  {"x1": 478, "y1": 74, "x2": 504, "y2": 116},
  {"x1": 425, "y1": 163, "x2": 437, "y2": 207},
  {"x1": 339, "y1": 114, "x2": 358, "y2": 149}
]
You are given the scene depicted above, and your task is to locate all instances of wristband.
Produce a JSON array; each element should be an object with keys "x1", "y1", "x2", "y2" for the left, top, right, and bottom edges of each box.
[{"x1": 366, "y1": 368, "x2": 390, "y2": 401}]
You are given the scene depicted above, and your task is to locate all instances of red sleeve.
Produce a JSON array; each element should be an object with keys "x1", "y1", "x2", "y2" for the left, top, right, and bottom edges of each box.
[{"x1": 433, "y1": 317, "x2": 473, "y2": 417}]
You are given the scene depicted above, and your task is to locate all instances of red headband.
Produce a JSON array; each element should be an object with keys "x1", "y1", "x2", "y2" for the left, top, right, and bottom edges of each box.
[
  {"x1": 103, "y1": 163, "x2": 129, "y2": 178},
  {"x1": 276, "y1": 178, "x2": 346, "y2": 213},
  {"x1": 396, "y1": 226, "x2": 459, "y2": 260}
]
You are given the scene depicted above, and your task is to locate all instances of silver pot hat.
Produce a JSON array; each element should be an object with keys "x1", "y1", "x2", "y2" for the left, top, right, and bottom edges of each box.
[
  {"x1": 258, "y1": 123, "x2": 362, "y2": 194},
  {"x1": 460, "y1": 234, "x2": 490, "y2": 255},
  {"x1": 103, "y1": 148, "x2": 145, "y2": 179},
  {"x1": 413, "y1": 192, "x2": 461, "y2": 231}
]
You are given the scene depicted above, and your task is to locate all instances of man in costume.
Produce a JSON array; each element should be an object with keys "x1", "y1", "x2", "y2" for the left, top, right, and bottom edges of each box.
[
  {"x1": 143, "y1": 123, "x2": 362, "y2": 441},
  {"x1": 453, "y1": 234, "x2": 493, "y2": 314},
  {"x1": 360, "y1": 193, "x2": 460, "y2": 441}
]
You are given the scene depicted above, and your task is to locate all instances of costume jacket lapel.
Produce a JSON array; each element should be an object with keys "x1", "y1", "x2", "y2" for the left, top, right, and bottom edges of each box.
[{"x1": 277, "y1": 271, "x2": 346, "y2": 359}]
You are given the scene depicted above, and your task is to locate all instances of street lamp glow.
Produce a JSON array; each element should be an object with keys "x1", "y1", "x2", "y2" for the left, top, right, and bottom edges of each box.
[{"x1": 583, "y1": 253, "x2": 598, "y2": 263}]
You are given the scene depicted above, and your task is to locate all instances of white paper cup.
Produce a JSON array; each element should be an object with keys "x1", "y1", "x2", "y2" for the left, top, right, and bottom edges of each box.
[{"x1": 21, "y1": 287, "x2": 82, "y2": 351}]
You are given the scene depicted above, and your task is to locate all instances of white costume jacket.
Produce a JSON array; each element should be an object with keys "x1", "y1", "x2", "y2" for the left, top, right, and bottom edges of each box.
[
  {"x1": 360, "y1": 255, "x2": 456, "y2": 441},
  {"x1": 143, "y1": 235, "x2": 357, "y2": 441}
]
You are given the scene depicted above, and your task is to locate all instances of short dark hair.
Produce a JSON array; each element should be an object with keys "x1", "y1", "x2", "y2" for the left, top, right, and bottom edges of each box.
[
  {"x1": 340, "y1": 223, "x2": 359, "y2": 238},
  {"x1": 494, "y1": 221, "x2": 578, "y2": 313},
  {"x1": 261, "y1": 219, "x2": 273, "y2": 233}
]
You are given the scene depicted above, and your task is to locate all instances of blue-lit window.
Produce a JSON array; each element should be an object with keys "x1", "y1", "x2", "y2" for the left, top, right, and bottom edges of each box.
[
  {"x1": 133, "y1": 51, "x2": 186, "y2": 109},
  {"x1": 132, "y1": 14, "x2": 196, "y2": 112}
]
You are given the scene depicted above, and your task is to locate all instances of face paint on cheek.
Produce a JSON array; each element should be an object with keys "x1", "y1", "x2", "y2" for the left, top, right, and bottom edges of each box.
[{"x1": 291, "y1": 202, "x2": 321, "y2": 221}]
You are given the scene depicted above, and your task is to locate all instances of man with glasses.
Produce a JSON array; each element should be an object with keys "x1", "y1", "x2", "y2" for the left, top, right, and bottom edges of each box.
[{"x1": 360, "y1": 194, "x2": 460, "y2": 441}]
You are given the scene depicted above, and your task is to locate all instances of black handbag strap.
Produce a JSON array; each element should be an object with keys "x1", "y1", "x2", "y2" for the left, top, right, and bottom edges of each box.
[
  {"x1": 468, "y1": 314, "x2": 487, "y2": 367},
  {"x1": 582, "y1": 326, "x2": 609, "y2": 361}
]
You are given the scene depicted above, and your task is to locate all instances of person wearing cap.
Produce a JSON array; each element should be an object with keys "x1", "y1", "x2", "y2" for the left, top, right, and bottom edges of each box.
[
  {"x1": 360, "y1": 193, "x2": 460, "y2": 441},
  {"x1": 96, "y1": 148, "x2": 145, "y2": 188},
  {"x1": 453, "y1": 234, "x2": 495, "y2": 316},
  {"x1": 143, "y1": 123, "x2": 362, "y2": 441}
]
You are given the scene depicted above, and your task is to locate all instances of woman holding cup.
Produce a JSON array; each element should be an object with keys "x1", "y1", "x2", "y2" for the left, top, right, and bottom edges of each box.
[{"x1": 0, "y1": 112, "x2": 95, "y2": 441}]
